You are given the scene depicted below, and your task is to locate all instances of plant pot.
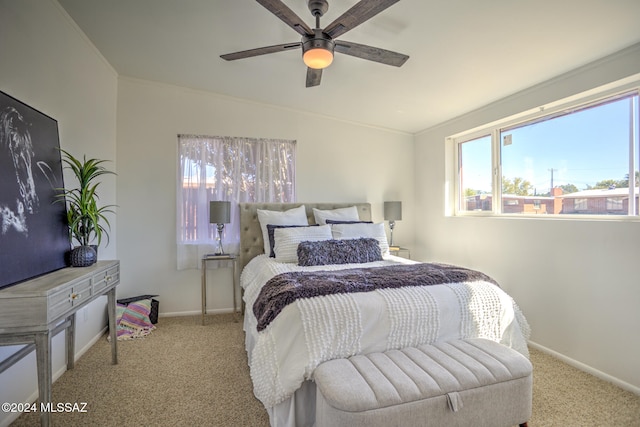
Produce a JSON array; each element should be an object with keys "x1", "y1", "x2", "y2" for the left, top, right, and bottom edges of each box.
[{"x1": 69, "y1": 245, "x2": 97, "y2": 267}]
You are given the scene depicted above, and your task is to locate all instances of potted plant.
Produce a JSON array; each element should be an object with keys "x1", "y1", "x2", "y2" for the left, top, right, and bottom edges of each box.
[{"x1": 56, "y1": 149, "x2": 116, "y2": 267}]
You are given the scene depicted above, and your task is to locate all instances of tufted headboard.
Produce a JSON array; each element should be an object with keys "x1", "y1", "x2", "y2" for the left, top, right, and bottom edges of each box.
[{"x1": 238, "y1": 202, "x2": 372, "y2": 273}]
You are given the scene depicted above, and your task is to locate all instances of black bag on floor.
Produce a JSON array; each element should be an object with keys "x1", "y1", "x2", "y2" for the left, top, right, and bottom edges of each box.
[{"x1": 117, "y1": 294, "x2": 159, "y2": 324}]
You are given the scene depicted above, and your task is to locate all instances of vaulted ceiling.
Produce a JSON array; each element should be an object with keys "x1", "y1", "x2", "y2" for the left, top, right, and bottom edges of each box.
[{"x1": 58, "y1": 0, "x2": 640, "y2": 134}]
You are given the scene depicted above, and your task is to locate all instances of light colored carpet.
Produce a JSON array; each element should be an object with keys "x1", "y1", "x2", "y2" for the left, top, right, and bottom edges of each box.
[{"x1": 12, "y1": 314, "x2": 640, "y2": 426}]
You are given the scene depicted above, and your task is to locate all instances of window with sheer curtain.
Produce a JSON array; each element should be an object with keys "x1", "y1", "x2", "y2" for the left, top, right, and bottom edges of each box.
[{"x1": 177, "y1": 135, "x2": 296, "y2": 269}]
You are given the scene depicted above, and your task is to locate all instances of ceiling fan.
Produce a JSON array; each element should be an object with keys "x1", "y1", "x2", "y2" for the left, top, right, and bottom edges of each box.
[{"x1": 220, "y1": 0, "x2": 409, "y2": 87}]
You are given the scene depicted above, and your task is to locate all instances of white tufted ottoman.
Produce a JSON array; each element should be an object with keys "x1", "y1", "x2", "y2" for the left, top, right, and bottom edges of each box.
[{"x1": 314, "y1": 338, "x2": 532, "y2": 427}]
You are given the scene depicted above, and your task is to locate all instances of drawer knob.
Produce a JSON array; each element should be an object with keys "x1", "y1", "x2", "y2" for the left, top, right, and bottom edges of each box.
[
  {"x1": 105, "y1": 275, "x2": 112, "y2": 282},
  {"x1": 69, "y1": 292, "x2": 81, "y2": 302}
]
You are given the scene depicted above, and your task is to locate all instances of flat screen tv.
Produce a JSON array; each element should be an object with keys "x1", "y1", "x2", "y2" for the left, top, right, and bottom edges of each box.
[{"x1": 0, "y1": 91, "x2": 70, "y2": 290}]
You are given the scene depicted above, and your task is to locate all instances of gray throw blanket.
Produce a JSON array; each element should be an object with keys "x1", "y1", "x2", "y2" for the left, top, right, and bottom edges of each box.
[{"x1": 254, "y1": 263, "x2": 498, "y2": 331}]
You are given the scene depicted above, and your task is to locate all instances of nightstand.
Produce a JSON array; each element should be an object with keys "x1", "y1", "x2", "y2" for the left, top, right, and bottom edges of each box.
[
  {"x1": 201, "y1": 254, "x2": 238, "y2": 325},
  {"x1": 389, "y1": 246, "x2": 410, "y2": 259}
]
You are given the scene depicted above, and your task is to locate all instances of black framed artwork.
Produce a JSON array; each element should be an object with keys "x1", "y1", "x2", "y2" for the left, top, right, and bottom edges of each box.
[{"x1": 0, "y1": 91, "x2": 70, "y2": 290}]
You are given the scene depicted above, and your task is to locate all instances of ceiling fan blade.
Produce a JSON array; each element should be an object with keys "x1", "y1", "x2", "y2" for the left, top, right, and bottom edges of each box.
[
  {"x1": 324, "y1": 0, "x2": 400, "y2": 39},
  {"x1": 335, "y1": 40, "x2": 408, "y2": 67},
  {"x1": 256, "y1": 0, "x2": 314, "y2": 37},
  {"x1": 306, "y1": 68, "x2": 323, "y2": 87},
  {"x1": 221, "y1": 42, "x2": 301, "y2": 61}
]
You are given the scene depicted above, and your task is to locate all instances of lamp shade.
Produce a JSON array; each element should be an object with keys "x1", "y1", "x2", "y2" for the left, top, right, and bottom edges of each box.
[
  {"x1": 209, "y1": 201, "x2": 231, "y2": 224},
  {"x1": 384, "y1": 201, "x2": 402, "y2": 221},
  {"x1": 303, "y1": 48, "x2": 334, "y2": 69}
]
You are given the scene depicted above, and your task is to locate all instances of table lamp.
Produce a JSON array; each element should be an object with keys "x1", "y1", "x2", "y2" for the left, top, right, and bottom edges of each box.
[
  {"x1": 384, "y1": 201, "x2": 402, "y2": 248},
  {"x1": 210, "y1": 201, "x2": 231, "y2": 255}
]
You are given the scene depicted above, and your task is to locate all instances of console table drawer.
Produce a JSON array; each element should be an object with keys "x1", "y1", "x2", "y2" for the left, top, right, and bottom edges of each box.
[
  {"x1": 93, "y1": 265, "x2": 120, "y2": 294},
  {"x1": 49, "y1": 278, "x2": 93, "y2": 320}
]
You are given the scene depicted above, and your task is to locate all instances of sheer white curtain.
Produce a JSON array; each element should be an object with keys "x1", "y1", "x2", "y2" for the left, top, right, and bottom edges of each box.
[{"x1": 177, "y1": 135, "x2": 296, "y2": 269}]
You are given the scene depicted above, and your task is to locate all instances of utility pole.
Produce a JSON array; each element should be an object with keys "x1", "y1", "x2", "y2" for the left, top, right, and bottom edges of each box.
[{"x1": 548, "y1": 168, "x2": 557, "y2": 193}]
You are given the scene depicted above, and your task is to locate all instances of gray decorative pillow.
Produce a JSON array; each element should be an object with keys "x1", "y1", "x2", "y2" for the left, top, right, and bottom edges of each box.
[{"x1": 297, "y1": 238, "x2": 383, "y2": 266}]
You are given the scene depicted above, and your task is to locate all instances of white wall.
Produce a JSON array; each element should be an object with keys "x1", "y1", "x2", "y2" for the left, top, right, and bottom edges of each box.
[
  {"x1": 0, "y1": 1, "x2": 118, "y2": 425},
  {"x1": 115, "y1": 77, "x2": 415, "y2": 314},
  {"x1": 414, "y1": 43, "x2": 640, "y2": 392}
]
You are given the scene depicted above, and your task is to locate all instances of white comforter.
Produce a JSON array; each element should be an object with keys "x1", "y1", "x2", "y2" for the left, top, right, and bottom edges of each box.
[{"x1": 241, "y1": 255, "x2": 530, "y2": 410}]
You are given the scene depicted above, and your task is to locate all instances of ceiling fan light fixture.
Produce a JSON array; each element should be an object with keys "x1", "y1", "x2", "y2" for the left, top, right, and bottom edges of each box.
[
  {"x1": 302, "y1": 31, "x2": 335, "y2": 69},
  {"x1": 303, "y1": 48, "x2": 334, "y2": 69}
]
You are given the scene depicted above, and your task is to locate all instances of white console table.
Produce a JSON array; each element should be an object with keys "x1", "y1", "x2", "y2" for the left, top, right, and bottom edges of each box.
[{"x1": 0, "y1": 260, "x2": 120, "y2": 427}]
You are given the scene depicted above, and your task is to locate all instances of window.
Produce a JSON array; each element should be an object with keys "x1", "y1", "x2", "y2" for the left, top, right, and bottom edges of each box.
[
  {"x1": 458, "y1": 135, "x2": 492, "y2": 212},
  {"x1": 574, "y1": 199, "x2": 588, "y2": 211},
  {"x1": 177, "y1": 135, "x2": 296, "y2": 268},
  {"x1": 606, "y1": 197, "x2": 624, "y2": 211},
  {"x1": 454, "y1": 87, "x2": 639, "y2": 217}
]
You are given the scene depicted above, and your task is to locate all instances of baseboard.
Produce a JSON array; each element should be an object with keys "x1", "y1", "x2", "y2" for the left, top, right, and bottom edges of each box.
[
  {"x1": 528, "y1": 340, "x2": 640, "y2": 396},
  {"x1": 159, "y1": 308, "x2": 237, "y2": 318}
]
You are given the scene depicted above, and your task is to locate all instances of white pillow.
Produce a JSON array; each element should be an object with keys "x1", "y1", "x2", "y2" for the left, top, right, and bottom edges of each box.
[
  {"x1": 257, "y1": 205, "x2": 308, "y2": 254},
  {"x1": 273, "y1": 225, "x2": 332, "y2": 263},
  {"x1": 330, "y1": 222, "x2": 390, "y2": 256},
  {"x1": 313, "y1": 206, "x2": 360, "y2": 225}
]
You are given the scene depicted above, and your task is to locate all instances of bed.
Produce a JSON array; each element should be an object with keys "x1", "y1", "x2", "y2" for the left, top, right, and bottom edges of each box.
[{"x1": 238, "y1": 202, "x2": 530, "y2": 427}]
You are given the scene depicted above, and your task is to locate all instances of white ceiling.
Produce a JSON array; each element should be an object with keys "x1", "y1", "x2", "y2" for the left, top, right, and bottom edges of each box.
[{"x1": 57, "y1": 0, "x2": 640, "y2": 134}]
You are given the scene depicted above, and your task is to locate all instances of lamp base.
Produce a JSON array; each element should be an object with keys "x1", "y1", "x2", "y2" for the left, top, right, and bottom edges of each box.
[
  {"x1": 389, "y1": 220, "x2": 396, "y2": 247},
  {"x1": 216, "y1": 223, "x2": 226, "y2": 255}
]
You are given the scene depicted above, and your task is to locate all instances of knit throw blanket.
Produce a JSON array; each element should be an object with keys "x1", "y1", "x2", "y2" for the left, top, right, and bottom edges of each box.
[{"x1": 253, "y1": 263, "x2": 498, "y2": 332}]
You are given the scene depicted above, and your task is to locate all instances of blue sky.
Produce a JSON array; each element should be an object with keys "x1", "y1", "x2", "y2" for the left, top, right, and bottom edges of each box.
[{"x1": 462, "y1": 93, "x2": 639, "y2": 194}]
